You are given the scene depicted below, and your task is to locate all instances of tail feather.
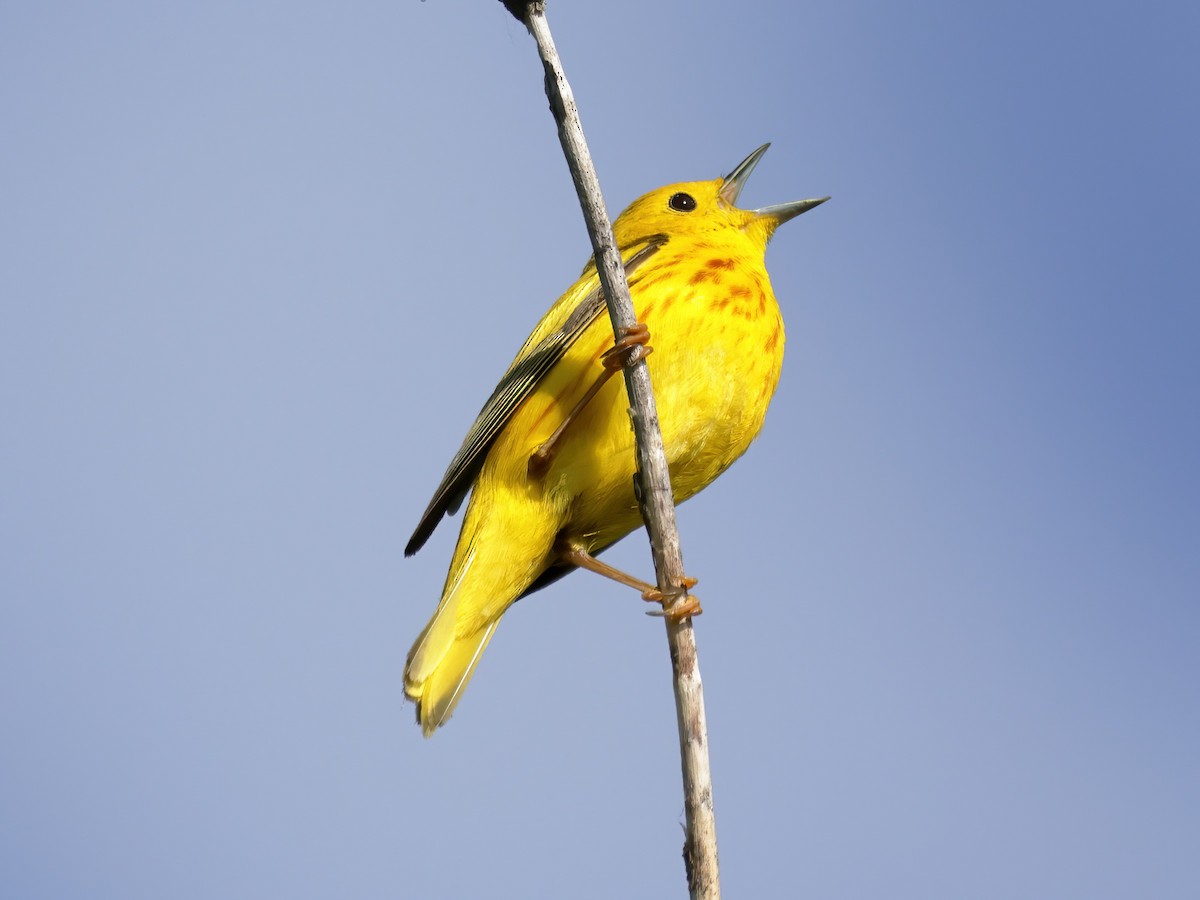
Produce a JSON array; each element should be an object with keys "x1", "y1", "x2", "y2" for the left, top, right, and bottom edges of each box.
[
  {"x1": 404, "y1": 502, "x2": 553, "y2": 735},
  {"x1": 405, "y1": 619, "x2": 499, "y2": 737},
  {"x1": 404, "y1": 544, "x2": 504, "y2": 736}
]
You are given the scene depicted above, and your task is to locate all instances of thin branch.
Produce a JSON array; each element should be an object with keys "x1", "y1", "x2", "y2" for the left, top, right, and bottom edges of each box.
[{"x1": 499, "y1": 2, "x2": 720, "y2": 897}]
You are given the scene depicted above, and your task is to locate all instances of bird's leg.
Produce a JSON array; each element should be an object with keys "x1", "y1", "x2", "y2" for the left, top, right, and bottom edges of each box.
[
  {"x1": 528, "y1": 323, "x2": 653, "y2": 478},
  {"x1": 555, "y1": 537, "x2": 702, "y2": 620}
]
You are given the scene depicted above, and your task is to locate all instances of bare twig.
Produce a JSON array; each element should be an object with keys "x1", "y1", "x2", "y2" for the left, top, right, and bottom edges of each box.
[{"x1": 499, "y1": 2, "x2": 720, "y2": 896}]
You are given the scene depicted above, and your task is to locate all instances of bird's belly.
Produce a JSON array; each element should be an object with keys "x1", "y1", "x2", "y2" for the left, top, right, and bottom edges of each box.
[
  {"x1": 654, "y1": 312, "x2": 784, "y2": 496},
  {"x1": 555, "y1": 287, "x2": 786, "y2": 549}
]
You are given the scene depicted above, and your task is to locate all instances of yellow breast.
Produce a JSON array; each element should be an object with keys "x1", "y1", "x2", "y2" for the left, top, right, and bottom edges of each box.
[{"x1": 489, "y1": 234, "x2": 784, "y2": 553}]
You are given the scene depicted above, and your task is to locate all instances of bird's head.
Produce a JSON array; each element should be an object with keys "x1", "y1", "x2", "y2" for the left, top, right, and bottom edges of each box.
[{"x1": 612, "y1": 144, "x2": 828, "y2": 252}]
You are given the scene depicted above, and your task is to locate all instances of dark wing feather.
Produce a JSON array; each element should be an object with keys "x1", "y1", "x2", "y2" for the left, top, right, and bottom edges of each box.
[{"x1": 405, "y1": 236, "x2": 667, "y2": 556}]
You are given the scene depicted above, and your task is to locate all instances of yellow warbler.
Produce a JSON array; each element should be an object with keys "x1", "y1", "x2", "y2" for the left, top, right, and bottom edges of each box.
[{"x1": 404, "y1": 145, "x2": 827, "y2": 735}]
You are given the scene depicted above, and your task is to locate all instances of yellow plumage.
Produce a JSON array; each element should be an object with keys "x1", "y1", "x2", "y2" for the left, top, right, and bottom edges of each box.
[{"x1": 404, "y1": 145, "x2": 827, "y2": 735}]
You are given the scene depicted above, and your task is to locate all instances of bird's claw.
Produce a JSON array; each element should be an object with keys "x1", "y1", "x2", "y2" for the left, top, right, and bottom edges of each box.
[
  {"x1": 642, "y1": 577, "x2": 702, "y2": 620},
  {"x1": 601, "y1": 322, "x2": 653, "y2": 371}
]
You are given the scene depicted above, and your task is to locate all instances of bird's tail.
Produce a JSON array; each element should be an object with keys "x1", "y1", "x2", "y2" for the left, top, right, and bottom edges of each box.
[
  {"x1": 404, "y1": 547, "x2": 501, "y2": 736},
  {"x1": 404, "y1": 618, "x2": 498, "y2": 737}
]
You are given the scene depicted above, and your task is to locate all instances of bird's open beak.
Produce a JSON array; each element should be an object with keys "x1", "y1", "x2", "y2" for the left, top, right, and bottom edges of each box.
[{"x1": 718, "y1": 143, "x2": 830, "y2": 224}]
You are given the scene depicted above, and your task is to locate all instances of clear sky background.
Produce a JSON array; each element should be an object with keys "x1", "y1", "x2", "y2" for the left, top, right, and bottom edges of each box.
[{"x1": 3, "y1": 2, "x2": 1197, "y2": 898}]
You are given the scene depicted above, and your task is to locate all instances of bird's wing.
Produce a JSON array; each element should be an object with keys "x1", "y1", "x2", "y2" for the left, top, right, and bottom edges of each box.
[{"x1": 405, "y1": 235, "x2": 667, "y2": 556}]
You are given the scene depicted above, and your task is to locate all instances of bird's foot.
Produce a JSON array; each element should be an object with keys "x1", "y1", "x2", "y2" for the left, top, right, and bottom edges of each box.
[
  {"x1": 600, "y1": 322, "x2": 653, "y2": 371},
  {"x1": 643, "y1": 576, "x2": 702, "y2": 620}
]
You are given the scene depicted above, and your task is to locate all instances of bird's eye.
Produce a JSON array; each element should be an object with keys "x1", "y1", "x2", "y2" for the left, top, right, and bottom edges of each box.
[{"x1": 668, "y1": 192, "x2": 697, "y2": 212}]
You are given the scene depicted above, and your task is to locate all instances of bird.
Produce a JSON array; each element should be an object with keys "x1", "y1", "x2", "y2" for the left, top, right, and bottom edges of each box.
[{"x1": 403, "y1": 144, "x2": 827, "y2": 735}]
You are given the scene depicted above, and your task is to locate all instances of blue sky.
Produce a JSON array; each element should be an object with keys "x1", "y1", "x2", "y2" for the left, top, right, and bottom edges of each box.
[{"x1": 3, "y1": 2, "x2": 1197, "y2": 897}]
